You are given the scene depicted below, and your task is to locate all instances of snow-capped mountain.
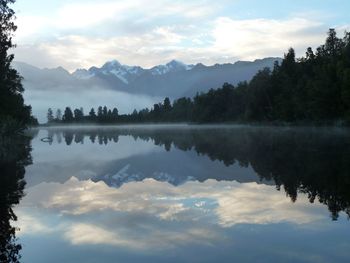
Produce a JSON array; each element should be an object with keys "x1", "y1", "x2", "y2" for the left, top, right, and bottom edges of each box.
[
  {"x1": 150, "y1": 60, "x2": 194, "y2": 75},
  {"x1": 72, "y1": 68, "x2": 93, "y2": 80},
  {"x1": 73, "y1": 61, "x2": 142, "y2": 84},
  {"x1": 72, "y1": 59, "x2": 193, "y2": 84},
  {"x1": 14, "y1": 57, "x2": 281, "y2": 98}
]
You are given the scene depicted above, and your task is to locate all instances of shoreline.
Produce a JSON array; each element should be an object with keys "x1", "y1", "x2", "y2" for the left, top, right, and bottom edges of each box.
[{"x1": 36, "y1": 120, "x2": 350, "y2": 129}]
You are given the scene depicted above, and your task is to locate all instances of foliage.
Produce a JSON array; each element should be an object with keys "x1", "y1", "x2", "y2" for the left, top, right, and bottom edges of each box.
[{"x1": 0, "y1": 0, "x2": 37, "y2": 132}]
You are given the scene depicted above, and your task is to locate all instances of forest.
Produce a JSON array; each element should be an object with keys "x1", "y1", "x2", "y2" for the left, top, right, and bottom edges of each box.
[{"x1": 47, "y1": 29, "x2": 350, "y2": 125}]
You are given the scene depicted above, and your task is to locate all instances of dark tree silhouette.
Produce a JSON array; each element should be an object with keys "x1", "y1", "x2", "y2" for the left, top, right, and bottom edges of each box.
[
  {"x1": 89, "y1": 108, "x2": 96, "y2": 121},
  {"x1": 63, "y1": 107, "x2": 74, "y2": 123},
  {"x1": 47, "y1": 108, "x2": 54, "y2": 123},
  {"x1": 55, "y1": 109, "x2": 62, "y2": 121},
  {"x1": 73, "y1": 108, "x2": 83, "y2": 121},
  {"x1": 0, "y1": 133, "x2": 32, "y2": 262},
  {"x1": 0, "y1": 0, "x2": 34, "y2": 131}
]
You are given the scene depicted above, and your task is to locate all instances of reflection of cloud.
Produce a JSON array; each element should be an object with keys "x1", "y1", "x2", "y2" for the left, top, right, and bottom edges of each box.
[
  {"x1": 65, "y1": 223, "x2": 134, "y2": 247},
  {"x1": 15, "y1": 177, "x2": 329, "y2": 249},
  {"x1": 37, "y1": 177, "x2": 323, "y2": 225},
  {"x1": 215, "y1": 183, "x2": 317, "y2": 226},
  {"x1": 14, "y1": 214, "x2": 55, "y2": 235},
  {"x1": 64, "y1": 223, "x2": 220, "y2": 250}
]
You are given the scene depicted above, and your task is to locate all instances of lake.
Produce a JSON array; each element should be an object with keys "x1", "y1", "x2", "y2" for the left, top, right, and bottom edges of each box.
[{"x1": 1, "y1": 124, "x2": 350, "y2": 262}]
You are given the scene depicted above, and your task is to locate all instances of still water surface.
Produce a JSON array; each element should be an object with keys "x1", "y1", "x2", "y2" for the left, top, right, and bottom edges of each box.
[{"x1": 2, "y1": 125, "x2": 350, "y2": 262}]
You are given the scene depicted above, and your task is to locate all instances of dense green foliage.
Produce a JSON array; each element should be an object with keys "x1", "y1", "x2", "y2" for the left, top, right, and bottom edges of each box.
[
  {"x1": 0, "y1": 0, "x2": 37, "y2": 132},
  {"x1": 48, "y1": 29, "x2": 350, "y2": 125}
]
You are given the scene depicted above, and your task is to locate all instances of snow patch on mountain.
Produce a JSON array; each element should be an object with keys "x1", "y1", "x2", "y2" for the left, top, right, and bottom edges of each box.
[
  {"x1": 150, "y1": 60, "x2": 193, "y2": 75},
  {"x1": 72, "y1": 59, "x2": 194, "y2": 81},
  {"x1": 110, "y1": 70, "x2": 129, "y2": 84},
  {"x1": 72, "y1": 69, "x2": 94, "y2": 80}
]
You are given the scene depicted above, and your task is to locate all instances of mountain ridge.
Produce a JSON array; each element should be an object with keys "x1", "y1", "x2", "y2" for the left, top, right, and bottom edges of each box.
[{"x1": 13, "y1": 57, "x2": 282, "y2": 98}]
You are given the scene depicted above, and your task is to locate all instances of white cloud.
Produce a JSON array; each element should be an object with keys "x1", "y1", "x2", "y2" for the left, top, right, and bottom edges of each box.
[
  {"x1": 15, "y1": 14, "x2": 347, "y2": 71},
  {"x1": 13, "y1": 0, "x2": 350, "y2": 70},
  {"x1": 211, "y1": 17, "x2": 325, "y2": 60},
  {"x1": 55, "y1": 2, "x2": 136, "y2": 29},
  {"x1": 15, "y1": 15, "x2": 49, "y2": 41}
]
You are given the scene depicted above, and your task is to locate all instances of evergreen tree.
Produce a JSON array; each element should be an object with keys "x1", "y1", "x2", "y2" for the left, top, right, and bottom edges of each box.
[
  {"x1": 47, "y1": 108, "x2": 54, "y2": 123},
  {"x1": 63, "y1": 107, "x2": 73, "y2": 123},
  {"x1": 73, "y1": 108, "x2": 83, "y2": 122},
  {"x1": 89, "y1": 108, "x2": 96, "y2": 121},
  {"x1": 163, "y1": 97, "x2": 172, "y2": 112},
  {"x1": 0, "y1": 0, "x2": 32, "y2": 130},
  {"x1": 103, "y1": 106, "x2": 108, "y2": 117},
  {"x1": 97, "y1": 106, "x2": 103, "y2": 118},
  {"x1": 112, "y1": 108, "x2": 118, "y2": 121},
  {"x1": 55, "y1": 109, "x2": 62, "y2": 121}
]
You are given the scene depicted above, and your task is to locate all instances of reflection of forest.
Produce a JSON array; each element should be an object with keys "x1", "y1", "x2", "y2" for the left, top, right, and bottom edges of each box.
[
  {"x1": 46, "y1": 127, "x2": 350, "y2": 220},
  {"x1": 0, "y1": 134, "x2": 32, "y2": 262}
]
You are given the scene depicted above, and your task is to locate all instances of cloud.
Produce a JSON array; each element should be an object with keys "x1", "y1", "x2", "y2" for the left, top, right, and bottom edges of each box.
[
  {"x1": 15, "y1": 14, "x2": 348, "y2": 71},
  {"x1": 211, "y1": 17, "x2": 326, "y2": 60},
  {"x1": 13, "y1": 0, "x2": 350, "y2": 70},
  {"x1": 15, "y1": 0, "x2": 219, "y2": 39},
  {"x1": 55, "y1": 2, "x2": 136, "y2": 30}
]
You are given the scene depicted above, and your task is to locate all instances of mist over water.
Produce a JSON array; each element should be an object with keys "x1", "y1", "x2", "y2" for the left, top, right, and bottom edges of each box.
[{"x1": 23, "y1": 87, "x2": 161, "y2": 122}]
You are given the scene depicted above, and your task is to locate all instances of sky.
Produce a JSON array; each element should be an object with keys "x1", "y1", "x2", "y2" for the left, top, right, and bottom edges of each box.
[{"x1": 12, "y1": 0, "x2": 350, "y2": 71}]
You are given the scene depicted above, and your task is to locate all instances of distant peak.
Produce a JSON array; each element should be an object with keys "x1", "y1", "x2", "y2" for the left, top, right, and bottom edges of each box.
[
  {"x1": 50, "y1": 66, "x2": 70, "y2": 75},
  {"x1": 103, "y1": 59, "x2": 121, "y2": 68},
  {"x1": 166, "y1": 59, "x2": 185, "y2": 66}
]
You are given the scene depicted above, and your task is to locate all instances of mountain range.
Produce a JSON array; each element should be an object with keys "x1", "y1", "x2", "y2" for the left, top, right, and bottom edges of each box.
[{"x1": 14, "y1": 57, "x2": 281, "y2": 99}]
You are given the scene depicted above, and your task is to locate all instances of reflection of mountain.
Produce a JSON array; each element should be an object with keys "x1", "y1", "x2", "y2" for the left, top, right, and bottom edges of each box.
[
  {"x1": 93, "y1": 150, "x2": 262, "y2": 187},
  {"x1": 0, "y1": 134, "x2": 32, "y2": 262},
  {"x1": 42, "y1": 126, "x2": 350, "y2": 219},
  {"x1": 27, "y1": 129, "x2": 263, "y2": 188}
]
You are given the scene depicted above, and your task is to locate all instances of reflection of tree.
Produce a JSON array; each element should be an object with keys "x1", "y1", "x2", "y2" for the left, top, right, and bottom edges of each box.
[
  {"x1": 0, "y1": 134, "x2": 32, "y2": 262},
  {"x1": 189, "y1": 128, "x2": 350, "y2": 220},
  {"x1": 52, "y1": 127, "x2": 350, "y2": 219},
  {"x1": 64, "y1": 130, "x2": 74, "y2": 145}
]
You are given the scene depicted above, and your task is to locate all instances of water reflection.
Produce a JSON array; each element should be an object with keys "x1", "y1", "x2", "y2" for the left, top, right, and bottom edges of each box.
[
  {"x1": 40, "y1": 126, "x2": 350, "y2": 220},
  {"x1": 12, "y1": 126, "x2": 350, "y2": 263},
  {"x1": 0, "y1": 134, "x2": 32, "y2": 262}
]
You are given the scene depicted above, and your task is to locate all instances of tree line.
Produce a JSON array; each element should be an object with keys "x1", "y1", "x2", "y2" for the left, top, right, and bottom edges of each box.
[
  {"x1": 47, "y1": 29, "x2": 350, "y2": 125},
  {"x1": 47, "y1": 106, "x2": 120, "y2": 124}
]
